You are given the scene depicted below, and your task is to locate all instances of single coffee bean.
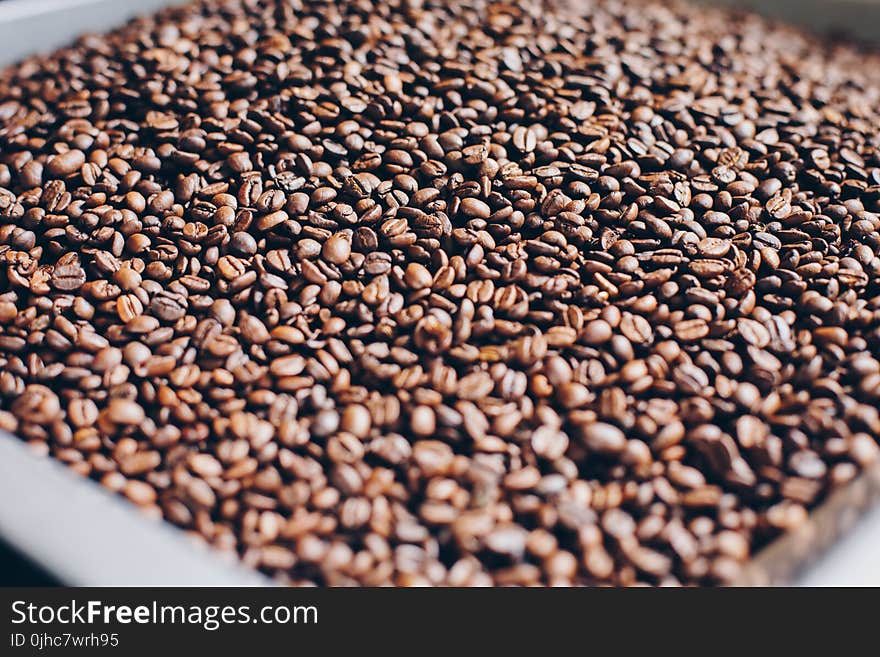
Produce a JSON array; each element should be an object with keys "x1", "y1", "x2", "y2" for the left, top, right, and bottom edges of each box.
[
  {"x1": 404, "y1": 263, "x2": 432, "y2": 290},
  {"x1": 230, "y1": 231, "x2": 257, "y2": 256},
  {"x1": 104, "y1": 398, "x2": 146, "y2": 425},
  {"x1": 46, "y1": 149, "x2": 86, "y2": 177},
  {"x1": 579, "y1": 422, "x2": 627, "y2": 454},
  {"x1": 51, "y1": 264, "x2": 86, "y2": 291},
  {"x1": 323, "y1": 233, "x2": 352, "y2": 264},
  {"x1": 460, "y1": 197, "x2": 491, "y2": 219},
  {"x1": 582, "y1": 319, "x2": 613, "y2": 345}
]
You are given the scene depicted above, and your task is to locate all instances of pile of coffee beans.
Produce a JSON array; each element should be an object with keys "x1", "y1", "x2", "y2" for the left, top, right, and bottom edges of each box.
[{"x1": 1, "y1": 0, "x2": 880, "y2": 586}]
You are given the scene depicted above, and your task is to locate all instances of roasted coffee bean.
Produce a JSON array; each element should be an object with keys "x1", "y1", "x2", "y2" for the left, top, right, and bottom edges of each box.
[
  {"x1": 46, "y1": 150, "x2": 86, "y2": 178},
  {"x1": 322, "y1": 233, "x2": 352, "y2": 264},
  {"x1": 404, "y1": 263, "x2": 432, "y2": 290},
  {"x1": 149, "y1": 293, "x2": 186, "y2": 322},
  {"x1": 579, "y1": 422, "x2": 627, "y2": 454},
  {"x1": 582, "y1": 319, "x2": 613, "y2": 345},
  {"x1": 230, "y1": 231, "x2": 257, "y2": 256},
  {"x1": 460, "y1": 198, "x2": 491, "y2": 219},
  {"x1": 103, "y1": 398, "x2": 146, "y2": 425},
  {"x1": 51, "y1": 264, "x2": 86, "y2": 291},
  {"x1": 3, "y1": 0, "x2": 880, "y2": 588}
]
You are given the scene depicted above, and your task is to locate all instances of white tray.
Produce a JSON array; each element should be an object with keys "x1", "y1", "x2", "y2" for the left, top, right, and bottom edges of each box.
[{"x1": 1, "y1": 0, "x2": 879, "y2": 587}]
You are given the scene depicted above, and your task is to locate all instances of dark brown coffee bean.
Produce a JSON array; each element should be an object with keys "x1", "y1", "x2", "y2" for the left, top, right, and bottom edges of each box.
[
  {"x1": 578, "y1": 422, "x2": 627, "y2": 454},
  {"x1": 0, "y1": 302, "x2": 17, "y2": 323},
  {"x1": 674, "y1": 319, "x2": 709, "y2": 342},
  {"x1": 323, "y1": 233, "x2": 352, "y2": 264},
  {"x1": 230, "y1": 231, "x2": 257, "y2": 256},
  {"x1": 12, "y1": 386, "x2": 61, "y2": 424},
  {"x1": 460, "y1": 197, "x2": 491, "y2": 219},
  {"x1": 104, "y1": 398, "x2": 145, "y2": 425},
  {"x1": 46, "y1": 150, "x2": 86, "y2": 177},
  {"x1": 116, "y1": 294, "x2": 143, "y2": 323},
  {"x1": 404, "y1": 263, "x2": 432, "y2": 290},
  {"x1": 51, "y1": 264, "x2": 86, "y2": 291},
  {"x1": 149, "y1": 294, "x2": 186, "y2": 322},
  {"x1": 582, "y1": 319, "x2": 613, "y2": 345},
  {"x1": 270, "y1": 354, "x2": 306, "y2": 377}
]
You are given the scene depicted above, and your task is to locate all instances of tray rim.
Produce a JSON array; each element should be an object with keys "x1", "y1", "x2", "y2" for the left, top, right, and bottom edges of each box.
[{"x1": 0, "y1": 433, "x2": 269, "y2": 586}]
